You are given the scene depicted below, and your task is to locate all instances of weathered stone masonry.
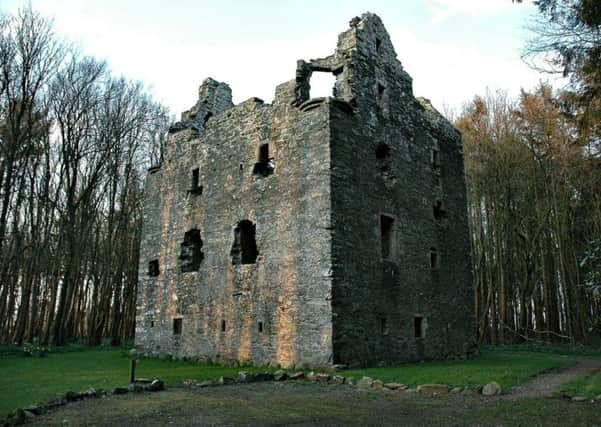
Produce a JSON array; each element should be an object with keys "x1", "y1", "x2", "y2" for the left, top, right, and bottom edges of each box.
[{"x1": 135, "y1": 12, "x2": 478, "y2": 368}]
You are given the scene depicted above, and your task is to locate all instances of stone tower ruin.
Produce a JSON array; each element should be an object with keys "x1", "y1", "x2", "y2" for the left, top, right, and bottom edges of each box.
[{"x1": 135, "y1": 12, "x2": 477, "y2": 368}]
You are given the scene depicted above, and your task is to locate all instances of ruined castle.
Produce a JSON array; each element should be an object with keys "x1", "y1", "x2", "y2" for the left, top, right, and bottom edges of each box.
[{"x1": 135, "y1": 13, "x2": 477, "y2": 368}]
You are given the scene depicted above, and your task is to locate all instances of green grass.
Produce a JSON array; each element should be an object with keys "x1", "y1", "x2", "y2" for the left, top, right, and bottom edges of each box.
[
  {"x1": 0, "y1": 347, "x2": 581, "y2": 418},
  {"x1": 482, "y1": 343, "x2": 601, "y2": 359},
  {"x1": 343, "y1": 349, "x2": 573, "y2": 389},
  {"x1": 0, "y1": 349, "x2": 270, "y2": 417},
  {"x1": 560, "y1": 370, "x2": 601, "y2": 398}
]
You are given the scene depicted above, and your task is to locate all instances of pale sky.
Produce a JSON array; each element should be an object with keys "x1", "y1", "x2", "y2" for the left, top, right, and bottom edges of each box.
[{"x1": 2, "y1": 0, "x2": 558, "y2": 117}]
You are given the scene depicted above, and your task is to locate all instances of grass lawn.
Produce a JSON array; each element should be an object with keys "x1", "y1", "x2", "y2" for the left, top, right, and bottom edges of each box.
[
  {"x1": 0, "y1": 349, "x2": 270, "y2": 417},
  {"x1": 343, "y1": 349, "x2": 573, "y2": 389},
  {"x1": 560, "y1": 370, "x2": 601, "y2": 398},
  {"x1": 0, "y1": 347, "x2": 575, "y2": 417}
]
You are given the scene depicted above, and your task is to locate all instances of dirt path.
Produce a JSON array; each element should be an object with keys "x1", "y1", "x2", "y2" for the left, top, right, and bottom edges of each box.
[{"x1": 506, "y1": 358, "x2": 601, "y2": 398}]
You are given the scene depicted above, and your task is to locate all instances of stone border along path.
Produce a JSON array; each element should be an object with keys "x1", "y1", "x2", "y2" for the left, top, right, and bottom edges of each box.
[
  {"x1": 5, "y1": 359, "x2": 601, "y2": 425},
  {"x1": 504, "y1": 358, "x2": 601, "y2": 400}
]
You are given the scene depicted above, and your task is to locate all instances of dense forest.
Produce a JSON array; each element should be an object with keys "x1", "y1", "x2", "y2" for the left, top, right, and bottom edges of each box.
[{"x1": 0, "y1": 1, "x2": 599, "y2": 347}]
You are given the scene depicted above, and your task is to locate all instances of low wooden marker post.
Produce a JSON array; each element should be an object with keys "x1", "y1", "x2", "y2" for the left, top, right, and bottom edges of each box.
[{"x1": 129, "y1": 349, "x2": 138, "y2": 384}]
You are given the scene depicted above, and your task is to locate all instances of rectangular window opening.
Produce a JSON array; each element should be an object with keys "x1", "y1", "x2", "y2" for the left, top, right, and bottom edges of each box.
[
  {"x1": 433, "y1": 200, "x2": 446, "y2": 221},
  {"x1": 221, "y1": 320, "x2": 226, "y2": 332},
  {"x1": 150, "y1": 320, "x2": 155, "y2": 328},
  {"x1": 380, "y1": 215, "x2": 394, "y2": 260},
  {"x1": 309, "y1": 71, "x2": 336, "y2": 99},
  {"x1": 379, "y1": 316, "x2": 388, "y2": 335},
  {"x1": 376, "y1": 37, "x2": 382, "y2": 55},
  {"x1": 253, "y1": 143, "x2": 274, "y2": 177},
  {"x1": 148, "y1": 259, "x2": 159, "y2": 277},
  {"x1": 258, "y1": 321, "x2": 264, "y2": 333},
  {"x1": 190, "y1": 168, "x2": 202, "y2": 195},
  {"x1": 431, "y1": 149, "x2": 440, "y2": 167},
  {"x1": 430, "y1": 248, "x2": 439, "y2": 270},
  {"x1": 414, "y1": 316, "x2": 423, "y2": 338},
  {"x1": 173, "y1": 317, "x2": 183, "y2": 335}
]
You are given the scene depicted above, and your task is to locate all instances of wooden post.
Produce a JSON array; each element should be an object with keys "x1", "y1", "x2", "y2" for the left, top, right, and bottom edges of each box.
[
  {"x1": 129, "y1": 349, "x2": 137, "y2": 384},
  {"x1": 130, "y1": 359, "x2": 136, "y2": 384}
]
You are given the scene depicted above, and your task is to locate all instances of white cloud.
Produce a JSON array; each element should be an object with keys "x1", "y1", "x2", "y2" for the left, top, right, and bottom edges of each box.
[
  {"x1": 425, "y1": 0, "x2": 524, "y2": 24},
  {"x1": 387, "y1": 25, "x2": 557, "y2": 113}
]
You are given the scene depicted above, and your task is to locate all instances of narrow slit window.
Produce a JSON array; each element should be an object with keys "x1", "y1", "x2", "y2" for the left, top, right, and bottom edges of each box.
[
  {"x1": 430, "y1": 247, "x2": 439, "y2": 270},
  {"x1": 376, "y1": 37, "x2": 382, "y2": 55},
  {"x1": 148, "y1": 259, "x2": 160, "y2": 277},
  {"x1": 431, "y1": 148, "x2": 440, "y2": 167},
  {"x1": 377, "y1": 83, "x2": 385, "y2": 99},
  {"x1": 190, "y1": 168, "x2": 202, "y2": 195},
  {"x1": 380, "y1": 215, "x2": 395, "y2": 260},
  {"x1": 173, "y1": 317, "x2": 183, "y2": 335},
  {"x1": 150, "y1": 320, "x2": 155, "y2": 328},
  {"x1": 258, "y1": 321, "x2": 264, "y2": 333},
  {"x1": 221, "y1": 320, "x2": 226, "y2": 332},
  {"x1": 379, "y1": 316, "x2": 388, "y2": 335},
  {"x1": 414, "y1": 316, "x2": 423, "y2": 338}
]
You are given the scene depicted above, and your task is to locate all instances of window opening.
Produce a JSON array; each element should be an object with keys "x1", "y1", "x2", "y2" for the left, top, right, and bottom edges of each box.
[
  {"x1": 376, "y1": 37, "x2": 383, "y2": 55},
  {"x1": 309, "y1": 71, "x2": 336, "y2": 99},
  {"x1": 221, "y1": 320, "x2": 226, "y2": 332},
  {"x1": 173, "y1": 318, "x2": 183, "y2": 335},
  {"x1": 433, "y1": 200, "x2": 446, "y2": 221},
  {"x1": 253, "y1": 143, "x2": 274, "y2": 177},
  {"x1": 231, "y1": 220, "x2": 259, "y2": 265},
  {"x1": 430, "y1": 247, "x2": 439, "y2": 270},
  {"x1": 179, "y1": 229, "x2": 204, "y2": 272},
  {"x1": 375, "y1": 143, "x2": 391, "y2": 160},
  {"x1": 150, "y1": 320, "x2": 155, "y2": 328},
  {"x1": 190, "y1": 168, "x2": 202, "y2": 195},
  {"x1": 203, "y1": 112, "x2": 213, "y2": 126},
  {"x1": 431, "y1": 148, "x2": 440, "y2": 167},
  {"x1": 258, "y1": 321, "x2": 264, "y2": 333},
  {"x1": 148, "y1": 259, "x2": 159, "y2": 277},
  {"x1": 377, "y1": 83, "x2": 385, "y2": 100},
  {"x1": 379, "y1": 316, "x2": 389, "y2": 335},
  {"x1": 380, "y1": 215, "x2": 395, "y2": 260},
  {"x1": 414, "y1": 316, "x2": 424, "y2": 338}
]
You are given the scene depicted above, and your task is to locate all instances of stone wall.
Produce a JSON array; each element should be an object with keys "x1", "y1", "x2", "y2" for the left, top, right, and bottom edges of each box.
[
  {"x1": 328, "y1": 14, "x2": 477, "y2": 366},
  {"x1": 136, "y1": 12, "x2": 476, "y2": 368}
]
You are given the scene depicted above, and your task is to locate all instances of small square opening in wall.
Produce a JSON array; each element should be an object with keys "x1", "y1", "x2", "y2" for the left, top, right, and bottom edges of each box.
[
  {"x1": 380, "y1": 215, "x2": 395, "y2": 260},
  {"x1": 258, "y1": 321, "x2": 264, "y2": 333},
  {"x1": 173, "y1": 317, "x2": 183, "y2": 335},
  {"x1": 414, "y1": 316, "x2": 424, "y2": 338},
  {"x1": 221, "y1": 320, "x2": 226, "y2": 332},
  {"x1": 148, "y1": 259, "x2": 159, "y2": 277},
  {"x1": 430, "y1": 247, "x2": 440, "y2": 270}
]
